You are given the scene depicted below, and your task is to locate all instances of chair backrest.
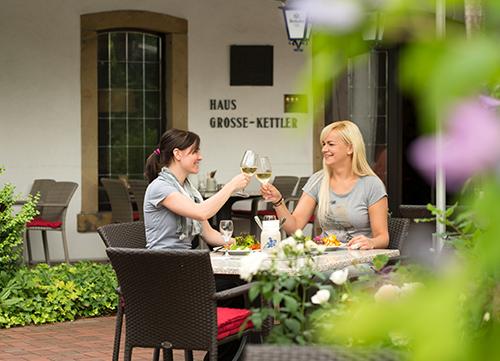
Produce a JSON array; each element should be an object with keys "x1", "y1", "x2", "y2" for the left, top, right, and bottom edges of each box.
[
  {"x1": 244, "y1": 345, "x2": 402, "y2": 361},
  {"x1": 269, "y1": 176, "x2": 299, "y2": 210},
  {"x1": 29, "y1": 179, "x2": 56, "y2": 210},
  {"x1": 293, "y1": 176, "x2": 310, "y2": 197},
  {"x1": 128, "y1": 179, "x2": 148, "y2": 221},
  {"x1": 106, "y1": 248, "x2": 218, "y2": 354},
  {"x1": 101, "y1": 178, "x2": 134, "y2": 223},
  {"x1": 39, "y1": 181, "x2": 78, "y2": 222},
  {"x1": 97, "y1": 221, "x2": 146, "y2": 248},
  {"x1": 388, "y1": 217, "x2": 410, "y2": 250}
]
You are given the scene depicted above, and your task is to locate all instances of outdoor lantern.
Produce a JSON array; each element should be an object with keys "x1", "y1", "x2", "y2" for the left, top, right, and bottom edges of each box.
[{"x1": 280, "y1": 1, "x2": 311, "y2": 51}]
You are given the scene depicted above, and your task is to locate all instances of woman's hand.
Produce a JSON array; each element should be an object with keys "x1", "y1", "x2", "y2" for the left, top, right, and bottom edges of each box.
[
  {"x1": 260, "y1": 183, "x2": 282, "y2": 203},
  {"x1": 347, "y1": 235, "x2": 375, "y2": 250},
  {"x1": 228, "y1": 173, "x2": 251, "y2": 192}
]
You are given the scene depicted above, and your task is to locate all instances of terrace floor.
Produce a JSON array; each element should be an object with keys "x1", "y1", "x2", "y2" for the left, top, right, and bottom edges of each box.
[{"x1": 0, "y1": 316, "x2": 205, "y2": 361}]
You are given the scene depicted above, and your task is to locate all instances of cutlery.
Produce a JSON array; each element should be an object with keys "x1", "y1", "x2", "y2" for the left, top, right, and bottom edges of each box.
[
  {"x1": 254, "y1": 216, "x2": 263, "y2": 230},
  {"x1": 279, "y1": 217, "x2": 286, "y2": 229}
]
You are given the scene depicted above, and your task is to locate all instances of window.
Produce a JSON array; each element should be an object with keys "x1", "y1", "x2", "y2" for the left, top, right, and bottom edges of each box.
[{"x1": 97, "y1": 31, "x2": 165, "y2": 210}]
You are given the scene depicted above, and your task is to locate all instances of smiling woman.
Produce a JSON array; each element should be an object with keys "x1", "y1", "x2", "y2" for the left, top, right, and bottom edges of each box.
[{"x1": 261, "y1": 120, "x2": 389, "y2": 249}]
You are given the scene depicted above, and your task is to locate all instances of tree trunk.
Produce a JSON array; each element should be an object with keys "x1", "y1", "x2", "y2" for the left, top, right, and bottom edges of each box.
[{"x1": 464, "y1": 0, "x2": 483, "y2": 38}]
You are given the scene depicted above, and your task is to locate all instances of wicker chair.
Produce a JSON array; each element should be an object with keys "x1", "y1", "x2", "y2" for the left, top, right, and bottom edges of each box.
[
  {"x1": 97, "y1": 221, "x2": 148, "y2": 361},
  {"x1": 101, "y1": 178, "x2": 139, "y2": 223},
  {"x1": 244, "y1": 345, "x2": 402, "y2": 361},
  {"x1": 25, "y1": 181, "x2": 78, "y2": 264},
  {"x1": 106, "y1": 248, "x2": 255, "y2": 361},
  {"x1": 388, "y1": 217, "x2": 410, "y2": 251},
  {"x1": 128, "y1": 179, "x2": 148, "y2": 222}
]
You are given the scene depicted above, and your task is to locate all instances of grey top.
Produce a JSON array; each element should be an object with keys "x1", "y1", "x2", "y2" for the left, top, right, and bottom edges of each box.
[
  {"x1": 302, "y1": 171, "x2": 387, "y2": 242},
  {"x1": 144, "y1": 169, "x2": 202, "y2": 250}
]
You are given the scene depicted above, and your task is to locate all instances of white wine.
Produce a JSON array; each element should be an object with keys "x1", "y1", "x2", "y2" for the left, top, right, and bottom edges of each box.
[
  {"x1": 241, "y1": 166, "x2": 257, "y2": 175},
  {"x1": 256, "y1": 172, "x2": 272, "y2": 184}
]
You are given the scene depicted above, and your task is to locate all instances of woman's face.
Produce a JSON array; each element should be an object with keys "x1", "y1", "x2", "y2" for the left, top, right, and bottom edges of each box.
[
  {"x1": 177, "y1": 144, "x2": 203, "y2": 174},
  {"x1": 321, "y1": 130, "x2": 352, "y2": 167}
]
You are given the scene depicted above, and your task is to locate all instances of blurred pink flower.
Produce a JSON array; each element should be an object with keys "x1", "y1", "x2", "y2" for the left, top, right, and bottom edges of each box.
[
  {"x1": 298, "y1": 0, "x2": 364, "y2": 32},
  {"x1": 409, "y1": 97, "x2": 500, "y2": 190}
]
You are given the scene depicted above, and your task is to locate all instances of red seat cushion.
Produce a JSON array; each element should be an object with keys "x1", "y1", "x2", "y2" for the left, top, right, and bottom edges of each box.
[
  {"x1": 216, "y1": 307, "x2": 253, "y2": 340},
  {"x1": 27, "y1": 217, "x2": 62, "y2": 229},
  {"x1": 231, "y1": 209, "x2": 252, "y2": 217},
  {"x1": 133, "y1": 211, "x2": 140, "y2": 221},
  {"x1": 256, "y1": 209, "x2": 276, "y2": 216}
]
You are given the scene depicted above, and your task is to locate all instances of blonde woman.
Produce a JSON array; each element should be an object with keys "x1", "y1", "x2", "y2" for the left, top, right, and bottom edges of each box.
[{"x1": 261, "y1": 120, "x2": 389, "y2": 249}]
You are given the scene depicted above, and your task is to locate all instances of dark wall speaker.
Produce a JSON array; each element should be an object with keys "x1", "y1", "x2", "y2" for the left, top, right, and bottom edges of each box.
[{"x1": 230, "y1": 45, "x2": 273, "y2": 86}]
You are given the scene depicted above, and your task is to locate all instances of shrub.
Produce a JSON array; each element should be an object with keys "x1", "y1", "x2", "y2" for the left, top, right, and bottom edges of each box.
[{"x1": 0, "y1": 262, "x2": 118, "y2": 328}]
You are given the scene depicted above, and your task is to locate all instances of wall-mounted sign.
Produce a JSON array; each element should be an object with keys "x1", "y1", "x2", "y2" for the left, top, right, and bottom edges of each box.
[{"x1": 208, "y1": 98, "x2": 299, "y2": 129}]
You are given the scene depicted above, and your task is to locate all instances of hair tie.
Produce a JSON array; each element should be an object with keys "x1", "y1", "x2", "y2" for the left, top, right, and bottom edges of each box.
[{"x1": 154, "y1": 148, "x2": 160, "y2": 156}]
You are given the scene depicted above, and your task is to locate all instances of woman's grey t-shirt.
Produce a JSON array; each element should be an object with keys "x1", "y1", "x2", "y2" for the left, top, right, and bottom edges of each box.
[
  {"x1": 144, "y1": 178, "x2": 194, "y2": 250},
  {"x1": 302, "y1": 171, "x2": 387, "y2": 242}
]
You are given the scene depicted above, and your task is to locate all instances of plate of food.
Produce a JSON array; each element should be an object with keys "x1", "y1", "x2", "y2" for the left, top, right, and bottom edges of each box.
[
  {"x1": 313, "y1": 233, "x2": 347, "y2": 251},
  {"x1": 219, "y1": 233, "x2": 260, "y2": 255}
]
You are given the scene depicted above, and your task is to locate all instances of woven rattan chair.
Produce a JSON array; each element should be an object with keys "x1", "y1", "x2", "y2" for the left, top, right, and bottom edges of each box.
[
  {"x1": 128, "y1": 179, "x2": 148, "y2": 222},
  {"x1": 244, "y1": 345, "x2": 402, "y2": 361},
  {"x1": 25, "y1": 181, "x2": 78, "y2": 264},
  {"x1": 106, "y1": 248, "x2": 255, "y2": 361},
  {"x1": 388, "y1": 217, "x2": 410, "y2": 251},
  {"x1": 97, "y1": 221, "x2": 148, "y2": 361},
  {"x1": 102, "y1": 178, "x2": 139, "y2": 223}
]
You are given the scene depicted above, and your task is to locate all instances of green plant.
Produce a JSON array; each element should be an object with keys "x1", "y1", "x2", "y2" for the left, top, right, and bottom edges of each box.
[
  {"x1": 0, "y1": 167, "x2": 39, "y2": 277},
  {"x1": 415, "y1": 203, "x2": 482, "y2": 251},
  {"x1": 241, "y1": 231, "x2": 352, "y2": 345},
  {"x1": 0, "y1": 262, "x2": 118, "y2": 328}
]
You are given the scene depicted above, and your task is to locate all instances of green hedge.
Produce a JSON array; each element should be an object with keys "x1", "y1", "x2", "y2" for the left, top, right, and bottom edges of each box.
[{"x1": 0, "y1": 262, "x2": 118, "y2": 328}]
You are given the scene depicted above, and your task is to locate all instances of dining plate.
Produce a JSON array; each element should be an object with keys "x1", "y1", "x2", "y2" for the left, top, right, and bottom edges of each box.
[{"x1": 227, "y1": 249, "x2": 253, "y2": 255}]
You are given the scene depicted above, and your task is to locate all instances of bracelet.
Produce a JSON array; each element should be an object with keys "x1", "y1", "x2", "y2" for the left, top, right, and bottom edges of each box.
[{"x1": 272, "y1": 196, "x2": 284, "y2": 207}]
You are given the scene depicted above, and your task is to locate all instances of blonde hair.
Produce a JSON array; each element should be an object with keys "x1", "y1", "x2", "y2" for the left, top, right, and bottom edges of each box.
[{"x1": 317, "y1": 120, "x2": 376, "y2": 222}]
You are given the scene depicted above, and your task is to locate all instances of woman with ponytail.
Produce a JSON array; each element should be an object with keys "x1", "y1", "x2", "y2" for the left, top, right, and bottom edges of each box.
[
  {"x1": 143, "y1": 128, "x2": 250, "y2": 250},
  {"x1": 261, "y1": 120, "x2": 389, "y2": 249}
]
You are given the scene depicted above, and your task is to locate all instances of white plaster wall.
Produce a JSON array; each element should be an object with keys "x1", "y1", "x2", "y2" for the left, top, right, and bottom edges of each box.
[{"x1": 0, "y1": 0, "x2": 313, "y2": 261}]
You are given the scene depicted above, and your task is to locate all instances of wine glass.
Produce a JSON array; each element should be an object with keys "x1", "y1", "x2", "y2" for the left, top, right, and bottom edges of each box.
[
  {"x1": 256, "y1": 156, "x2": 272, "y2": 201},
  {"x1": 238, "y1": 150, "x2": 257, "y2": 197},
  {"x1": 219, "y1": 220, "x2": 234, "y2": 256}
]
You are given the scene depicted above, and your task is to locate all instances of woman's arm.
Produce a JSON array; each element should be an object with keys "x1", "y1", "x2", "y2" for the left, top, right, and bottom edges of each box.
[
  {"x1": 347, "y1": 197, "x2": 389, "y2": 249},
  {"x1": 161, "y1": 173, "x2": 250, "y2": 221},
  {"x1": 200, "y1": 220, "x2": 229, "y2": 246},
  {"x1": 261, "y1": 183, "x2": 316, "y2": 235}
]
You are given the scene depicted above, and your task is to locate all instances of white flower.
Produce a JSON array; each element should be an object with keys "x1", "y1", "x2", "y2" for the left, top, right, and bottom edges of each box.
[
  {"x1": 329, "y1": 268, "x2": 349, "y2": 285},
  {"x1": 400, "y1": 282, "x2": 423, "y2": 295},
  {"x1": 483, "y1": 312, "x2": 491, "y2": 322},
  {"x1": 239, "y1": 252, "x2": 269, "y2": 281},
  {"x1": 311, "y1": 289, "x2": 331, "y2": 304},
  {"x1": 280, "y1": 237, "x2": 296, "y2": 248},
  {"x1": 294, "y1": 229, "x2": 304, "y2": 238},
  {"x1": 316, "y1": 245, "x2": 326, "y2": 253},
  {"x1": 295, "y1": 243, "x2": 304, "y2": 253},
  {"x1": 341, "y1": 293, "x2": 349, "y2": 302},
  {"x1": 305, "y1": 240, "x2": 318, "y2": 250},
  {"x1": 300, "y1": 0, "x2": 364, "y2": 32},
  {"x1": 374, "y1": 284, "x2": 401, "y2": 302},
  {"x1": 389, "y1": 331, "x2": 409, "y2": 347}
]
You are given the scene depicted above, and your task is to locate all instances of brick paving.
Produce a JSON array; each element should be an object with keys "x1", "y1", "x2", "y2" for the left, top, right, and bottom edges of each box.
[{"x1": 0, "y1": 316, "x2": 205, "y2": 361}]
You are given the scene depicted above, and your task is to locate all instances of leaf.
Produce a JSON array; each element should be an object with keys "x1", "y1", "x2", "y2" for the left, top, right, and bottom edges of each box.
[
  {"x1": 372, "y1": 255, "x2": 390, "y2": 272},
  {"x1": 283, "y1": 295, "x2": 299, "y2": 314},
  {"x1": 284, "y1": 318, "x2": 301, "y2": 334},
  {"x1": 248, "y1": 284, "x2": 260, "y2": 302}
]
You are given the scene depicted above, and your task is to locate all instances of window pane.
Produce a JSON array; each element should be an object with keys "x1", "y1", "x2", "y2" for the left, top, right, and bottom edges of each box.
[
  {"x1": 97, "y1": 33, "x2": 109, "y2": 61},
  {"x1": 145, "y1": 91, "x2": 160, "y2": 118},
  {"x1": 98, "y1": 118, "x2": 109, "y2": 146},
  {"x1": 98, "y1": 61, "x2": 109, "y2": 89},
  {"x1": 110, "y1": 32, "x2": 126, "y2": 61},
  {"x1": 128, "y1": 119, "x2": 143, "y2": 146},
  {"x1": 145, "y1": 34, "x2": 160, "y2": 61},
  {"x1": 128, "y1": 33, "x2": 144, "y2": 62},
  {"x1": 98, "y1": 147, "x2": 109, "y2": 175},
  {"x1": 110, "y1": 61, "x2": 126, "y2": 88},
  {"x1": 128, "y1": 91, "x2": 144, "y2": 117},
  {"x1": 109, "y1": 90, "x2": 127, "y2": 117},
  {"x1": 145, "y1": 119, "x2": 161, "y2": 146},
  {"x1": 128, "y1": 62, "x2": 143, "y2": 89},
  {"x1": 110, "y1": 147, "x2": 127, "y2": 174},
  {"x1": 145, "y1": 63, "x2": 160, "y2": 90},
  {"x1": 129, "y1": 147, "x2": 145, "y2": 174},
  {"x1": 110, "y1": 119, "x2": 126, "y2": 146}
]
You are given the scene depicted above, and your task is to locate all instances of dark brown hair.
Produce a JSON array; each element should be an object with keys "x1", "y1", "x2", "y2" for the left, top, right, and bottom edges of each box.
[{"x1": 144, "y1": 129, "x2": 201, "y2": 183}]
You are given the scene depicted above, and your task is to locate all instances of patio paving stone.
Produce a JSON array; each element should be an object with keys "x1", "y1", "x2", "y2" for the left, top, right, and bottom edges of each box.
[{"x1": 0, "y1": 316, "x2": 205, "y2": 360}]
